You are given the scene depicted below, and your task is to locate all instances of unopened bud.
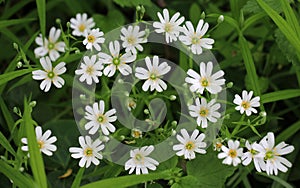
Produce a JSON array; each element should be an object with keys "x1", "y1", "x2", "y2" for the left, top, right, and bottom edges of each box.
[
  {"x1": 218, "y1": 15, "x2": 224, "y2": 23},
  {"x1": 29, "y1": 101, "x2": 37, "y2": 108},
  {"x1": 19, "y1": 167, "x2": 24, "y2": 172},
  {"x1": 144, "y1": 109, "x2": 149, "y2": 114},
  {"x1": 13, "y1": 43, "x2": 18, "y2": 50},
  {"x1": 17, "y1": 61, "x2": 23, "y2": 68},
  {"x1": 56, "y1": 18, "x2": 61, "y2": 24},
  {"x1": 171, "y1": 121, "x2": 177, "y2": 127},
  {"x1": 118, "y1": 79, "x2": 124, "y2": 84},
  {"x1": 119, "y1": 135, "x2": 125, "y2": 141},
  {"x1": 79, "y1": 94, "x2": 86, "y2": 100},
  {"x1": 75, "y1": 49, "x2": 80, "y2": 54},
  {"x1": 226, "y1": 82, "x2": 233, "y2": 88},
  {"x1": 171, "y1": 129, "x2": 176, "y2": 136},
  {"x1": 260, "y1": 111, "x2": 267, "y2": 117},
  {"x1": 169, "y1": 95, "x2": 176, "y2": 101},
  {"x1": 66, "y1": 22, "x2": 71, "y2": 28},
  {"x1": 13, "y1": 107, "x2": 19, "y2": 114},
  {"x1": 200, "y1": 12, "x2": 206, "y2": 19}
]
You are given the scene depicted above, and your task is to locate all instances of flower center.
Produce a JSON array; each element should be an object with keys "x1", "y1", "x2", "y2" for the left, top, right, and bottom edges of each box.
[
  {"x1": 127, "y1": 36, "x2": 136, "y2": 44},
  {"x1": 113, "y1": 57, "x2": 121, "y2": 66},
  {"x1": 265, "y1": 150, "x2": 274, "y2": 160},
  {"x1": 135, "y1": 153, "x2": 144, "y2": 162},
  {"x1": 87, "y1": 35, "x2": 95, "y2": 43},
  {"x1": 37, "y1": 140, "x2": 44, "y2": 149},
  {"x1": 150, "y1": 73, "x2": 157, "y2": 80},
  {"x1": 48, "y1": 42, "x2": 55, "y2": 50},
  {"x1": 86, "y1": 66, "x2": 94, "y2": 75},
  {"x1": 215, "y1": 142, "x2": 222, "y2": 149},
  {"x1": 200, "y1": 78, "x2": 209, "y2": 87},
  {"x1": 84, "y1": 147, "x2": 93, "y2": 157},
  {"x1": 185, "y1": 141, "x2": 195, "y2": 150},
  {"x1": 128, "y1": 100, "x2": 136, "y2": 108},
  {"x1": 250, "y1": 149, "x2": 258, "y2": 155},
  {"x1": 78, "y1": 24, "x2": 86, "y2": 32},
  {"x1": 241, "y1": 101, "x2": 250, "y2": 109},
  {"x1": 229, "y1": 149, "x2": 237, "y2": 158},
  {"x1": 164, "y1": 22, "x2": 173, "y2": 33},
  {"x1": 47, "y1": 71, "x2": 55, "y2": 79},
  {"x1": 199, "y1": 107, "x2": 209, "y2": 117},
  {"x1": 97, "y1": 115, "x2": 105, "y2": 123},
  {"x1": 132, "y1": 130, "x2": 142, "y2": 138}
]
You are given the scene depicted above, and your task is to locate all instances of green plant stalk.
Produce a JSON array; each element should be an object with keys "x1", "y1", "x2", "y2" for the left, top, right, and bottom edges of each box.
[
  {"x1": 22, "y1": 97, "x2": 48, "y2": 188},
  {"x1": 35, "y1": 0, "x2": 46, "y2": 37},
  {"x1": 71, "y1": 168, "x2": 85, "y2": 188}
]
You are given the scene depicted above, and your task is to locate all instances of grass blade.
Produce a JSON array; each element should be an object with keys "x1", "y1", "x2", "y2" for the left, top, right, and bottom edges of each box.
[
  {"x1": 0, "y1": 160, "x2": 37, "y2": 188},
  {"x1": 36, "y1": 0, "x2": 46, "y2": 36},
  {"x1": 280, "y1": 0, "x2": 300, "y2": 38},
  {"x1": 71, "y1": 168, "x2": 85, "y2": 188},
  {"x1": 0, "y1": 131, "x2": 16, "y2": 156},
  {"x1": 0, "y1": 96, "x2": 14, "y2": 132},
  {"x1": 80, "y1": 170, "x2": 172, "y2": 188},
  {"x1": 22, "y1": 97, "x2": 48, "y2": 188},
  {"x1": 277, "y1": 120, "x2": 300, "y2": 143},
  {"x1": 0, "y1": 69, "x2": 34, "y2": 87},
  {"x1": 0, "y1": 18, "x2": 35, "y2": 29},
  {"x1": 261, "y1": 89, "x2": 300, "y2": 103},
  {"x1": 258, "y1": 173, "x2": 293, "y2": 188}
]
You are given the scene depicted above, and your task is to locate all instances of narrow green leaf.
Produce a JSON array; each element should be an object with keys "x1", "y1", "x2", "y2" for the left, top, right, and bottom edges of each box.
[
  {"x1": 261, "y1": 89, "x2": 300, "y2": 103},
  {"x1": 0, "y1": 131, "x2": 16, "y2": 156},
  {"x1": 36, "y1": 0, "x2": 46, "y2": 36},
  {"x1": 280, "y1": 0, "x2": 300, "y2": 38},
  {"x1": 258, "y1": 173, "x2": 293, "y2": 188},
  {"x1": 0, "y1": 18, "x2": 35, "y2": 29},
  {"x1": 0, "y1": 96, "x2": 14, "y2": 132},
  {"x1": 0, "y1": 69, "x2": 34, "y2": 86},
  {"x1": 238, "y1": 35, "x2": 262, "y2": 97},
  {"x1": 277, "y1": 121, "x2": 300, "y2": 143},
  {"x1": 22, "y1": 98, "x2": 48, "y2": 188},
  {"x1": 242, "y1": 12, "x2": 265, "y2": 32},
  {"x1": 80, "y1": 170, "x2": 172, "y2": 188},
  {"x1": 71, "y1": 168, "x2": 85, "y2": 188},
  {"x1": 0, "y1": 160, "x2": 37, "y2": 188}
]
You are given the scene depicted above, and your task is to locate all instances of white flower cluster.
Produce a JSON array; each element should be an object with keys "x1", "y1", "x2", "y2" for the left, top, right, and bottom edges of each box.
[{"x1": 217, "y1": 132, "x2": 294, "y2": 175}]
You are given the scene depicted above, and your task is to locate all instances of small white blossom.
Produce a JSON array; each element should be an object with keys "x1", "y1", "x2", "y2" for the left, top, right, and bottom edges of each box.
[
  {"x1": 188, "y1": 98, "x2": 221, "y2": 128},
  {"x1": 32, "y1": 56, "x2": 66, "y2": 92},
  {"x1": 218, "y1": 140, "x2": 243, "y2": 166},
  {"x1": 179, "y1": 20, "x2": 214, "y2": 55},
  {"x1": 173, "y1": 129, "x2": 206, "y2": 160},
  {"x1": 131, "y1": 128, "x2": 142, "y2": 138},
  {"x1": 69, "y1": 136, "x2": 104, "y2": 168},
  {"x1": 153, "y1": 9, "x2": 185, "y2": 43},
  {"x1": 83, "y1": 28, "x2": 105, "y2": 51},
  {"x1": 34, "y1": 27, "x2": 66, "y2": 61},
  {"x1": 84, "y1": 100, "x2": 117, "y2": 135},
  {"x1": 233, "y1": 90, "x2": 260, "y2": 116},
  {"x1": 252, "y1": 132, "x2": 294, "y2": 175},
  {"x1": 21, "y1": 126, "x2": 57, "y2": 156},
  {"x1": 242, "y1": 140, "x2": 265, "y2": 173},
  {"x1": 185, "y1": 61, "x2": 225, "y2": 94},
  {"x1": 127, "y1": 97, "x2": 137, "y2": 111},
  {"x1": 75, "y1": 55, "x2": 103, "y2": 85},
  {"x1": 125, "y1": 145, "x2": 159, "y2": 175},
  {"x1": 135, "y1": 55, "x2": 171, "y2": 92},
  {"x1": 99, "y1": 40, "x2": 136, "y2": 77},
  {"x1": 120, "y1": 25, "x2": 147, "y2": 54},
  {"x1": 70, "y1": 13, "x2": 95, "y2": 37}
]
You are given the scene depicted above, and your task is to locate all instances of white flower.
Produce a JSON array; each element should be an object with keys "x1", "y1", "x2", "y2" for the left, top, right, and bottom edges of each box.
[
  {"x1": 131, "y1": 128, "x2": 142, "y2": 138},
  {"x1": 252, "y1": 132, "x2": 294, "y2": 175},
  {"x1": 21, "y1": 126, "x2": 57, "y2": 156},
  {"x1": 70, "y1": 13, "x2": 95, "y2": 37},
  {"x1": 32, "y1": 56, "x2": 66, "y2": 92},
  {"x1": 127, "y1": 97, "x2": 137, "y2": 111},
  {"x1": 83, "y1": 28, "x2": 105, "y2": 51},
  {"x1": 34, "y1": 27, "x2": 66, "y2": 61},
  {"x1": 125, "y1": 145, "x2": 159, "y2": 175},
  {"x1": 218, "y1": 140, "x2": 243, "y2": 166},
  {"x1": 99, "y1": 40, "x2": 136, "y2": 77},
  {"x1": 120, "y1": 25, "x2": 147, "y2": 54},
  {"x1": 69, "y1": 136, "x2": 104, "y2": 168},
  {"x1": 233, "y1": 90, "x2": 260, "y2": 116},
  {"x1": 188, "y1": 98, "x2": 221, "y2": 128},
  {"x1": 179, "y1": 20, "x2": 214, "y2": 55},
  {"x1": 173, "y1": 129, "x2": 206, "y2": 160},
  {"x1": 84, "y1": 100, "x2": 117, "y2": 135},
  {"x1": 75, "y1": 55, "x2": 103, "y2": 85},
  {"x1": 153, "y1": 9, "x2": 184, "y2": 43},
  {"x1": 213, "y1": 138, "x2": 223, "y2": 152},
  {"x1": 242, "y1": 140, "x2": 266, "y2": 173},
  {"x1": 185, "y1": 62, "x2": 225, "y2": 94},
  {"x1": 135, "y1": 55, "x2": 171, "y2": 92}
]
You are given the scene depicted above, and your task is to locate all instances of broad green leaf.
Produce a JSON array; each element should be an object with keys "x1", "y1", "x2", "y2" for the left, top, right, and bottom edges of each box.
[
  {"x1": 80, "y1": 170, "x2": 173, "y2": 188},
  {"x1": 245, "y1": 75, "x2": 269, "y2": 93},
  {"x1": 22, "y1": 98, "x2": 48, "y2": 188},
  {"x1": 0, "y1": 69, "x2": 34, "y2": 87},
  {"x1": 0, "y1": 131, "x2": 16, "y2": 156},
  {"x1": 71, "y1": 168, "x2": 85, "y2": 188},
  {"x1": 242, "y1": 12, "x2": 266, "y2": 32},
  {"x1": 261, "y1": 89, "x2": 300, "y2": 103},
  {"x1": 243, "y1": 0, "x2": 282, "y2": 13},
  {"x1": 171, "y1": 176, "x2": 200, "y2": 188},
  {"x1": 189, "y1": 3, "x2": 201, "y2": 24},
  {"x1": 93, "y1": 10, "x2": 125, "y2": 32},
  {"x1": 277, "y1": 121, "x2": 300, "y2": 143},
  {"x1": 0, "y1": 18, "x2": 35, "y2": 29},
  {"x1": 36, "y1": 0, "x2": 46, "y2": 36},
  {"x1": 186, "y1": 149, "x2": 236, "y2": 188},
  {"x1": 0, "y1": 160, "x2": 37, "y2": 188}
]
